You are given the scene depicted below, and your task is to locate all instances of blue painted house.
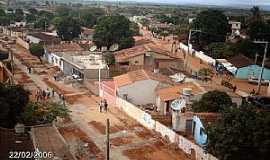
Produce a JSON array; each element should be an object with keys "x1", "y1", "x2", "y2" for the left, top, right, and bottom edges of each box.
[
  {"x1": 227, "y1": 55, "x2": 270, "y2": 80},
  {"x1": 192, "y1": 113, "x2": 219, "y2": 147}
]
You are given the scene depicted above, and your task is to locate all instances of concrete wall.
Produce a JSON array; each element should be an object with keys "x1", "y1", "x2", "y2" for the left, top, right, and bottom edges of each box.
[
  {"x1": 118, "y1": 79, "x2": 159, "y2": 105},
  {"x1": 179, "y1": 42, "x2": 216, "y2": 66},
  {"x1": 116, "y1": 97, "x2": 218, "y2": 160},
  {"x1": 16, "y1": 37, "x2": 29, "y2": 50},
  {"x1": 84, "y1": 69, "x2": 109, "y2": 79},
  {"x1": 26, "y1": 35, "x2": 41, "y2": 44}
]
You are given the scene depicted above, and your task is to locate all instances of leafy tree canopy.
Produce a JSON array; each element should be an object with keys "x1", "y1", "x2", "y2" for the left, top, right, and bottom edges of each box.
[
  {"x1": 93, "y1": 15, "x2": 135, "y2": 49},
  {"x1": 56, "y1": 17, "x2": 82, "y2": 41},
  {"x1": 0, "y1": 9, "x2": 5, "y2": 16},
  {"x1": 192, "y1": 90, "x2": 232, "y2": 112},
  {"x1": 23, "y1": 102, "x2": 69, "y2": 126},
  {"x1": 0, "y1": 84, "x2": 29, "y2": 128},
  {"x1": 29, "y1": 44, "x2": 45, "y2": 58},
  {"x1": 56, "y1": 6, "x2": 71, "y2": 17},
  {"x1": 204, "y1": 42, "x2": 235, "y2": 59},
  {"x1": 193, "y1": 10, "x2": 230, "y2": 46},
  {"x1": 207, "y1": 104, "x2": 270, "y2": 160}
]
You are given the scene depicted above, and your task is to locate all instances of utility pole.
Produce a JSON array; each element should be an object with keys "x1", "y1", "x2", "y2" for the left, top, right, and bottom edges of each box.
[
  {"x1": 184, "y1": 29, "x2": 201, "y2": 70},
  {"x1": 253, "y1": 40, "x2": 268, "y2": 94},
  {"x1": 106, "y1": 119, "x2": 110, "y2": 160}
]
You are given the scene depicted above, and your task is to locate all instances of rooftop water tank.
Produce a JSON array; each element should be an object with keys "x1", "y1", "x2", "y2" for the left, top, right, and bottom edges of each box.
[{"x1": 183, "y1": 88, "x2": 192, "y2": 96}]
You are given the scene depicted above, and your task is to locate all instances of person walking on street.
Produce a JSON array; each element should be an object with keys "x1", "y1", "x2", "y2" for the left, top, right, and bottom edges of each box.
[
  {"x1": 52, "y1": 89, "x2": 55, "y2": 97},
  {"x1": 99, "y1": 100, "x2": 103, "y2": 112},
  {"x1": 104, "y1": 99, "x2": 108, "y2": 112},
  {"x1": 42, "y1": 90, "x2": 46, "y2": 101}
]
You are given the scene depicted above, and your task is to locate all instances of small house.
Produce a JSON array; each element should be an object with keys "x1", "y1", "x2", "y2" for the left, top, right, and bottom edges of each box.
[
  {"x1": 80, "y1": 27, "x2": 94, "y2": 40},
  {"x1": 114, "y1": 69, "x2": 173, "y2": 105},
  {"x1": 114, "y1": 42, "x2": 181, "y2": 70},
  {"x1": 155, "y1": 82, "x2": 204, "y2": 115},
  {"x1": 62, "y1": 53, "x2": 109, "y2": 80},
  {"x1": 26, "y1": 32, "x2": 61, "y2": 45},
  {"x1": 44, "y1": 43, "x2": 84, "y2": 69},
  {"x1": 229, "y1": 21, "x2": 241, "y2": 35},
  {"x1": 227, "y1": 54, "x2": 270, "y2": 80}
]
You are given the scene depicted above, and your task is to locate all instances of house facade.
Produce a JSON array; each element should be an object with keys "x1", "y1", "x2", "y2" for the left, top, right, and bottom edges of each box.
[
  {"x1": 62, "y1": 54, "x2": 109, "y2": 80},
  {"x1": 44, "y1": 43, "x2": 84, "y2": 69},
  {"x1": 114, "y1": 42, "x2": 182, "y2": 70},
  {"x1": 227, "y1": 54, "x2": 270, "y2": 80},
  {"x1": 156, "y1": 82, "x2": 204, "y2": 115},
  {"x1": 26, "y1": 32, "x2": 61, "y2": 45}
]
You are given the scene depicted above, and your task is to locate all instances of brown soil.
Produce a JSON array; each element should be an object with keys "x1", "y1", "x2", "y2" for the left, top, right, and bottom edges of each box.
[
  {"x1": 58, "y1": 125, "x2": 104, "y2": 160},
  {"x1": 134, "y1": 128, "x2": 155, "y2": 139},
  {"x1": 123, "y1": 140, "x2": 189, "y2": 160},
  {"x1": 110, "y1": 136, "x2": 134, "y2": 146},
  {"x1": 65, "y1": 94, "x2": 84, "y2": 104},
  {"x1": 43, "y1": 78, "x2": 73, "y2": 95},
  {"x1": 88, "y1": 121, "x2": 125, "y2": 135}
]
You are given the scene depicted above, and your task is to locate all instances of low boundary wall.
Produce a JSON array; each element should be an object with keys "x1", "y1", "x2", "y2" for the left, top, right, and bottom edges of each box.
[{"x1": 116, "y1": 97, "x2": 218, "y2": 160}]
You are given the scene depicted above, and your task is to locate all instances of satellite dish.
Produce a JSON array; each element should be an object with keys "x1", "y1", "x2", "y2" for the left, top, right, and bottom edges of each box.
[
  {"x1": 90, "y1": 45, "x2": 97, "y2": 52},
  {"x1": 109, "y1": 43, "x2": 119, "y2": 51}
]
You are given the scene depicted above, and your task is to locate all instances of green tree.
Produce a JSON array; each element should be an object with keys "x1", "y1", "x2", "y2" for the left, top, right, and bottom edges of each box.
[
  {"x1": 81, "y1": 12, "x2": 96, "y2": 28},
  {"x1": 29, "y1": 44, "x2": 44, "y2": 58},
  {"x1": 14, "y1": 8, "x2": 24, "y2": 22},
  {"x1": 56, "y1": 6, "x2": 71, "y2": 17},
  {"x1": 192, "y1": 90, "x2": 232, "y2": 112},
  {"x1": 0, "y1": 16, "x2": 10, "y2": 26},
  {"x1": 230, "y1": 39, "x2": 259, "y2": 58},
  {"x1": 207, "y1": 104, "x2": 270, "y2": 160},
  {"x1": 104, "y1": 52, "x2": 115, "y2": 65},
  {"x1": 250, "y1": 6, "x2": 262, "y2": 22},
  {"x1": 205, "y1": 42, "x2": 235, "y2": 59},
  {"x1": 57, "y1": 17, "x2": 81, "y2": 41},
  {"x1": 248, "y1": 20, "x2": 270, "y2": 41},
  {"x1": 0, "y1": 84, "x2": 29, "y2": 128},
  {"x1": 23, "y1": 102, "x2": 69, "y2": 126},
  {"x1": 93, "y1": 15, "x2": 135, "y2": 49},
  {"x1": 198, "y1": 68, "x2": 214, "y2": 81},
  {"x1": 0, "y1": 9, "x2": 5, "y2": 16},
  {"x1": 193, "y1": 10, "x2": 230, "y2": 46},
  {"x1": 51, "y1": 17, "x2": 63, "y2": 28},
  {"x1": 130, "y1": 22, "x2": 140, "y2": 36},
  {"x1": 34, "y1": 18, "x2": 49, "y2": 30}
]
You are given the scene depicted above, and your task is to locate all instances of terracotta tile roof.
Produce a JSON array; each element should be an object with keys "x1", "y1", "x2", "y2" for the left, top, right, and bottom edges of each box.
[
  {"x1": 227, "y1": 54, "x2": 253, "y2": 68},
  {"x1": 45, "y1": 43, "x2": 84, "y2": 53},
  {"x1": 114, "y1": 69, "x2": 174, "y2": 88},
  {"x1": 114, "y1": 41, "x2": 180, "y2": 63},
  {"x1": 156, "y1": 82, "x2": 204, "y2": 101}
]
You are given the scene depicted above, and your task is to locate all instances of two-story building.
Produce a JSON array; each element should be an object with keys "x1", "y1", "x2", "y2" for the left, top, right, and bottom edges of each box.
[{"x1": 44, "y1": 43, "x2": 84, "y2": 69}]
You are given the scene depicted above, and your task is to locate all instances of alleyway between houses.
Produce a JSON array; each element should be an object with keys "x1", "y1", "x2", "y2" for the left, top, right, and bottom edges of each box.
[{"x1": 12, "y1": 44, "x2": 190, "y2": 160}]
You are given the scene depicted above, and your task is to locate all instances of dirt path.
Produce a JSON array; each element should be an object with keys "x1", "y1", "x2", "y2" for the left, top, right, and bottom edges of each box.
[{"x1": 13, "y1": 45, "x2": 190, "y2": 160}]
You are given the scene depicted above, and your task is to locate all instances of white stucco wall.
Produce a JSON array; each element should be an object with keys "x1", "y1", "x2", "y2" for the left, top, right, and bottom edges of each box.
[
  {"x1": 26, "y1": 35, "x2": 41, "y2": 44},
  {"x1": 118, "y1": 79, "x2": 159, "y2": 105}
]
